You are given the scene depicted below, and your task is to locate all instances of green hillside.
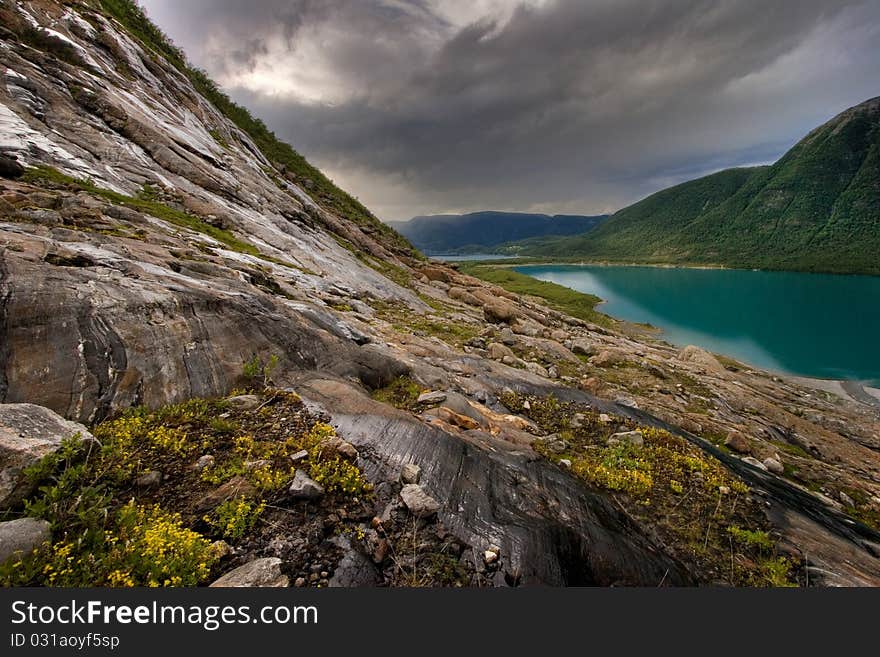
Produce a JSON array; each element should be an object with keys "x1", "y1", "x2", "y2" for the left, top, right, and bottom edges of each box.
[{"x1": 522, "y1": 97, "x2": 880, "y2": 275}]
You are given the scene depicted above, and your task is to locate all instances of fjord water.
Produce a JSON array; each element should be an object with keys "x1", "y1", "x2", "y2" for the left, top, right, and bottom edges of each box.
[{"x1": 517, "y1": 265, "x2": 880, "y2": 384}]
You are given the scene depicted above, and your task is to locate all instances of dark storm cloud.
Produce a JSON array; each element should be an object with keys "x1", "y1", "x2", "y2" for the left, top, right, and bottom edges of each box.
[{"x1": 141, "y1": 0, "x2": 880, "y2": 220}]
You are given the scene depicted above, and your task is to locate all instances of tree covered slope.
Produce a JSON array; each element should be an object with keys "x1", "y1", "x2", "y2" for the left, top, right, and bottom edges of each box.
[
  {"x1": 522, "y1": 97, "x2": 880, "y2": 275},
  {"x1": 390, "y1": 211, "x2": 607, "y2": 254}
]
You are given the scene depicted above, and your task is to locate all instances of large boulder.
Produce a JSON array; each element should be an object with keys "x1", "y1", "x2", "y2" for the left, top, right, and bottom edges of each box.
[
  {"x1": 676, "y1": 345, "x2": 726, "y2": 374},
  {"x1": 724, "y1": 430, "x2": 751, "y2": 455},
  {"x1": 570, "y1": 339, "x2": 596, "y2": 357},
  {"x1": 488, "y1": 342, "x2": 515, "y2": 360},
  {"x1": 0, "y1": 404, "x2": 94, "y2": 510},
  {"x1": 447, "y1": 287, "x2": 481, "y2": 306},
  {"x1": 483, "y1": 299, "x2": 518, "y2": 324},
  {"x1": 0, "y1": 518, "x2": 51, "y2": 563},
  {"x1": 210, "y1": 557, "x2": 289, "y2": 587}
]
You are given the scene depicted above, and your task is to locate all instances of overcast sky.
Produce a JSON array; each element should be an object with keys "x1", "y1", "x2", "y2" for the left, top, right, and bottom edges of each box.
[{"x1": 140, "y1": 0, "x2": 880, "y2": 221}]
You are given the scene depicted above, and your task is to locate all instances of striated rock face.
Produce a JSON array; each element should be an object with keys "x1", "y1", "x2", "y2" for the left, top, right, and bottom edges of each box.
[
  {"x1": 1, "y1": 1, "x2": 879, "y2": 587},
  {"x1": 0, "y1": 0, "x2": 421, "y2": 423},
  {"x1": 296, "y1": 377, "x2": 694, "y2": 586}
]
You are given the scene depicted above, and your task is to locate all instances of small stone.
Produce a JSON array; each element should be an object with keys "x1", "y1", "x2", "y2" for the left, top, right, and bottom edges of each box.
[
  {"x1": 500, "y1": 327, "x2": 517, "y2": 346},
  {"x1": 524, "y1": 362, "x2": 549, "y2": 378},
  {"x1": 294, "y1": 577, "x2": 306, "y2": 587},
  {"x1": 400, "y1": 463, "x2": 421, "y2": 485},
  {"x1": 135, "y1": 470, "x2": 162, "y2": 489},
  {"x1": 417, "y1": 391, "x2": 447, "y2": 404},
  {"x1": 225, "y1": 394, "x2": 261, "y2": 411},
  {"x1": 0, "y1": 518, "x2": 51, "y2": 563},
  {"x1": 194, "y1": 476, "x2": 256, "y2": 513},
  {"x1": 209, "y1": 558, "x2": 289, "y2": 587},
  {"x1": 742, "y1": 456, "x2": 768, "y2": 471},
  {"x1": 522, "y1": 400, "x2": 531, "y2": 410},
  {"x1": 839, "y1": 491, "x2": 855, "y2": 508},
  {"x1": 400, "y1": 484, "x2": 440, "y2": 518},
  {"x1": 483, "y1": 550, "x2": 499, "y2": 565},
  {"x1": 547, "y1": 367, "x2": 559, "y2": 379},
  {"x1": 290, "y1": 449, "x2": 309, "y2": 462},
  {"x1": 598, "y1": 414, "x2": 612, "y2": 424},
  {"x1": 763, "y1": 457, "x2": 784, "y2": 475},
  {"x1": 718, "y1": 486, "x2": 731, "y2": 495},
  {"x1": 318, "y1": 437, "x2": 359, "y2": 462},
  {"x1": 289, "y1": 469, "x2": 324, "y2": 500},
  {"x1": 559, "y1": 459, "x2": 572, "y2": 468},
  {"x1": 244, "y1": 459, "x2": 271, "y2": 471},
  {"x1": 194, "y1": 454, "x2": 215, "y2": 470},
  {"x1": 373, "y1": 538, "x2": 389, "y2": 564},
  {"x1": 725, "y1": 430, "x2": 751, "y2": 454},
  {"x1": 210, "y1": 540, "x2": 231, "y2": 559},
  {"x1": 609, "y1": 430, "x2": 644, "y2": 447}
]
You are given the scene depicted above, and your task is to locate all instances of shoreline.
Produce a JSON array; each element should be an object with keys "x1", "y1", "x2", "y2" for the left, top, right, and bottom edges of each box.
[
  {"x1": 465, "y1": 259, "x2": 880, "y2": 412},
  {"x1": 455, "y1": 256, "x2": 880, "y2": 279}
]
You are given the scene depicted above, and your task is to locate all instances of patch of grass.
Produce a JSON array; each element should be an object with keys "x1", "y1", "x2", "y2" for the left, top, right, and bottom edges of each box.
[
  {"x1": 208, "y1": 129, "x2": 229, "y2": 149},
  {"x1": 20, "y1": 26, "x2": 85, "y2": 68},
  {"x1": 204, "y1": 498, "x2": 264, "y2": 541},
  {"x1": 372, "y1": 376, "x2": 423, "y2": 411},
  {"x1": 727, "y1": 526, "x2": 774, "y2": 551},
  {"x1": 0, "y1": 392, "x2": 373, "y2": 585},
  {"x1": 400, "y1": 317, "x2": 479, "y2": 347},
  {"x1": 22, "y1": 166, "x2": 261, "y2": 256},
  {"x1": 294, "y1": 423, "x2": 371, "y2": 497},
  {"x1": 769, "y1": 440, "x2": 811, "y2": 460},
  {"x1": 3, "y1": 493, "x2": 218, "y2": 587},
  {"x1": 505, "y1": 391, "x2": 798, "y2": 586},
  {"x1": 358, "y1": 254, "x2": 412, "y2": 288},
  {"x1": 459, "y1": 264, "x2": 610, "y2": 326},
  {"x1": 369, "y1": 297, "x2": 479, "y2": 348}
]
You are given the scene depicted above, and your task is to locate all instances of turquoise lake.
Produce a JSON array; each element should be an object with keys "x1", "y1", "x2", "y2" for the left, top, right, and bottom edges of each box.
[{"x1": 516, "y1": 265, "x2": 880, "y2": 384}]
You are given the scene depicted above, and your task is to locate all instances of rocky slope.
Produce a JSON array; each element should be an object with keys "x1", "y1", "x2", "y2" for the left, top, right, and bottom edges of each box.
[
  {"x1": 1, "y1": 0, "x2": 879, "y2": 586},
  {"x1": 516, "y1": 96, "x2": 880, "y2": 275}
]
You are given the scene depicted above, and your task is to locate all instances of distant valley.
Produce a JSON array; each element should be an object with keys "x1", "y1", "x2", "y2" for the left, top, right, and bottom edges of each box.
[
  {"x1": 389, "y1": 211, "x2": 607, "y2": 254},
  {"x1": 511, "y1": 96, "x2": 880, "y2": 275}
]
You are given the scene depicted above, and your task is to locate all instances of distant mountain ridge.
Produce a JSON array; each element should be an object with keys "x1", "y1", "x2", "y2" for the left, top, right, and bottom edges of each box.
[
  {"x1": 389, "y1": 211, "x2": 608, "y2": 254},
  {"x1": 515, "y1": 96, "x2": 880, "y2": 275}
]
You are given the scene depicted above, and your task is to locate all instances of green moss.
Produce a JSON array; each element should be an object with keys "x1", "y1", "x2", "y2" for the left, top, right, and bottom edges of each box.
[
  {"x1": 459, "y1": 264, "x2": 610, "y2": 326},
  {"x1": 372, "y1": 376, "x2": 423, "y2": 411},
  {"x1": 727, "y1": 526, "x2": 774, "y2": 551},
  {"x1": 22, "y1": 166, "x2": 260, "y2": 256}
]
